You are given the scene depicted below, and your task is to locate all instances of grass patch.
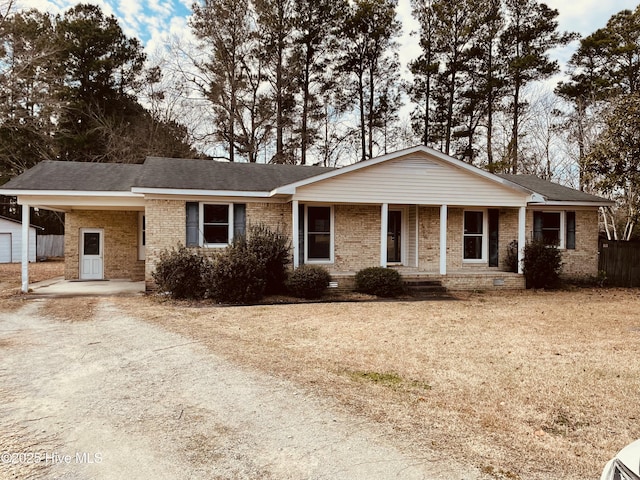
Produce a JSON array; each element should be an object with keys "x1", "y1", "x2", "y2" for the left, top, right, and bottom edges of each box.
[{"x1": 117, "y1": 289, "x2": 640, "y2": 480}]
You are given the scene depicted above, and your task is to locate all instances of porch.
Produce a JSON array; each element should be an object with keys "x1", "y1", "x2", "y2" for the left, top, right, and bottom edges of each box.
[{"x1": 329, "y1": 268, "x2": 525, "y2": 292}]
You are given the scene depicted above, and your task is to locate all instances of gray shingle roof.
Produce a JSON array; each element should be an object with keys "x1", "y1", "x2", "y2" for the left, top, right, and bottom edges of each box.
[
  {"x1": 0, "y1": 158, "x2": 334, "y2": 193},
  {"x1": 0, "y1": 157, "x2": 611, "y2": 206},
  {"x1": 1, "y1": 161, "x2": 143, "y2": 191},
  {"x1": 138, "y1": 157, "x2": 334, "y2": 191},
  {"x1": 498, "y1": 174, "x2": 611, "y2": 204}
]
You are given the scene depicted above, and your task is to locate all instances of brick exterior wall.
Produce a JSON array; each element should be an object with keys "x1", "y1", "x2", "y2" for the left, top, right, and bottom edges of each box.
[
  {"x1": 246, "y1": 202, "x2": 291, "y2": 236},
  {"x1": 525, "y1": 209, "x2": 599, "y2": 279},
  {"x1": 333, "y1": 204, "x2": 380, "y2": 271},
  {"x1": 65, "y1": 210, "x2": 143, "y2": 281},
  {"x1": 145, "y1": 199, "x2": 186, "y2": 288},
  {"x1": 138, "y1": 198, "x2": 600, "y2": 291}
]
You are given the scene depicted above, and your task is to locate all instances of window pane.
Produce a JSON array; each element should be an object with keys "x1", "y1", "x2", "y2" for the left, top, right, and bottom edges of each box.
[
  {"x1": 84, "y1": 233, "x2": 100, "y2": 255},
  {"x1": 542, "y1": 230, "x2": 560, "y2": 246},
  {"x1": 308, "y1": 233, "x2": 331, "y2": 259},
  {"x1": 204, "y1": 225, "x2": 228, "y2": 244},
  {"x1": 308, "y1": 207, "x2": 330, "y2": 233},
  {"x1": 464, "y1": 236, "x2": 482, "y2": 260},
  {"x1": 537, "y1": 212, "x2": 561, "y2": 246},
  {"x1": 542, "y1": 212, "x2": 560, "y2": 229},
  {"x1": 204, "y1": 204, "x2": 228, "y2": 224},
  {"x1": 464, "y1": 211, "x2": 483, "y2": 234}
]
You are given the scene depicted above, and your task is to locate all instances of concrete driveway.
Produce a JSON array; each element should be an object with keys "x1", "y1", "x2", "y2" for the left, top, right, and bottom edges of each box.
[
  {"x1": 27, "y1": 277, "x2": 145, "y2": 298},
  {"x1": 0, "y1": 298, "x2": 479, "y2": 480}
]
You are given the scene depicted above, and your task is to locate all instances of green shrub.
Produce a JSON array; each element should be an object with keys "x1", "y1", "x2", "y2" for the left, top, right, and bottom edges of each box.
[
  {"x1": 354, "y1": 267, "x2": 404, "y2": 297},
  {"x1": 286, "y1": 265, "x2": 331, "y2": 299},
  {"x1": 246, "y1": 224, "x2": 291, "y2": 294},
  {"x1": 152, "y1": 245, "x2": 208, "y2": 299},
  {"x1": 523, "y1": 239, "x2": 563, "y2": 289},
  {"x1": 205, "y1": 239, "x2": 266, "y2": 304}
]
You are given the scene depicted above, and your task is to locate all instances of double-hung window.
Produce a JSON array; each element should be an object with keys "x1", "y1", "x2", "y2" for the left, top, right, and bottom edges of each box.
[
  {"x1": 202, "y1": 204, "x2": 231, "y2": 246},
  {"x1": 533, "y1": 211, "x2": 576, "y2": 249},
  {"x1": 186, "y1": 202, "x2": 246, "y2": 247},
  {"x1": 463, "y1": 210, "x2": 486, "y2": 261},
  {"x1": 305, "y1": 206, "x2": 333, "y2": 262}
]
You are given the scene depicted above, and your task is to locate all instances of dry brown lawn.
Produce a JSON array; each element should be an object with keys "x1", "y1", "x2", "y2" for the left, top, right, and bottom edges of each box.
[
  {"x1": 115, "y1": 289, "x2": 640, "y2": 480},
  {"x1": 0, "y1": 259, "x2": 63, "y2": 310}
]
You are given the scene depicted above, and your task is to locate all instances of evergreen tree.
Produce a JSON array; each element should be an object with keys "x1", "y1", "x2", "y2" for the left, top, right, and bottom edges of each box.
[
  {"x1": 339, "y1": 0, "x2": 401, "y2": 162},
  {"x1": 500, "y1": 0, "x2": 574, "y2": 173},
  {"x1": 190, "y1": 0, "x2": 253, "y2": 162},
  {"x1": 54, "y1": 4, "x2": 147, "y2": 162}
]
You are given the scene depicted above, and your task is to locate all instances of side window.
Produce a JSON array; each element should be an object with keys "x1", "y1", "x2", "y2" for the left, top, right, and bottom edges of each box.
[
  {"x1": 185, "y1": 203, "x2": 246, "y2": 247},
  {"x1": 306, "y1": 206, "x2": 332, "y2": 262},
  {"x1": 534, "y1": 211, "x2": 573, "y2": 248},
  {"x1": 202, "y1": 204, "x2": 230, "y2": 246},
  {"x1": 463, "y1": 210, "x2": 484, "y2": 261},
  {"x1": 533, "y1": 212, "x2": 561, "y2": 246}
]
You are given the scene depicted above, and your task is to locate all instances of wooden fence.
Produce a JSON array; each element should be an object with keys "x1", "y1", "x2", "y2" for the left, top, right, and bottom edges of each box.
[
  {"x1": 599, "y1": 239, "x2": 640, "y2": 287},
  {"x1": 37, "y1": 235, "x2": 64, "y2": 258}
]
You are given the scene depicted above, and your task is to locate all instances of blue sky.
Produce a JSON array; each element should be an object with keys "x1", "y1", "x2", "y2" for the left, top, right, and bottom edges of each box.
[{"x1": 15, "y1": 0, "x2": 640, "y2": 81}]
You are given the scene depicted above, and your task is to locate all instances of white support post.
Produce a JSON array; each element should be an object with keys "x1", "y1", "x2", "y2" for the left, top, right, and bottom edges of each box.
[
  {"x1": 415, "y1": 205, "x2": 420, "y2": 268},
  {"x1": 21, "y1": 204, "x2": 30, "y2": 293},
  {"x1": 518, "y1": 206, "x2": 526, "y2": 275},
  {"x1": 380, "y1": 203, "x2": 388, "y2": 267},
  {"x1": 292, "y1": 200, "x2": 299, "y2": 268},
  {"x1": 439, "y1": 204, "x2": 447, "y2": 275}
]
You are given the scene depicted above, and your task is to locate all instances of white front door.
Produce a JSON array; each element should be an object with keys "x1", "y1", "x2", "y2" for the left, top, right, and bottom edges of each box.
[{"x1": 80, "y1": 229, "x2": 103, "y2": 280}]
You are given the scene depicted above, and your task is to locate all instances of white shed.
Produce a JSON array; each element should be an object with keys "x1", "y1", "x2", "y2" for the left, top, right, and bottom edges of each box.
[{"x1": 0, "y1": 215, "x2": 37, "y2": 263}]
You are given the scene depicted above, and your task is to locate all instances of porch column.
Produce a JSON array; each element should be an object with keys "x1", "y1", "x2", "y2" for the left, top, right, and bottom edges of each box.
[
  {"x1": 517, "y1": 206, "x2": 526, "y2": 274},
  {"x1": 292, "y1": 200, "x2": 299, "y2": 268},
  {"x1": 439, "y1": 204, "x2": 447, "y2": 275},
  {"x1": 21, "y1": 204, "x2": 29, "y2": 293},
  {"x1": 380, "y1": 203, "x2": 388, "y2": 267}
]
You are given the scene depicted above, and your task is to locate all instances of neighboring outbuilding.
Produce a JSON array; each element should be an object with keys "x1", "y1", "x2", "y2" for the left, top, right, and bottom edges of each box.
[
  {"x1": 0, "y1": 145, "x2": 614, "y2": 291},
  {"x1": 0, "y1": 215, "x2": 38, "y2": 263}
]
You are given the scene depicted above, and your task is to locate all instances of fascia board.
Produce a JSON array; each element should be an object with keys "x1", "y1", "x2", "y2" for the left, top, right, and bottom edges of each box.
[
  {"x1": 528, "y1": 200, "x2": 615, "y2": 207},
  {"x1": 131, "y1": 187, "x2": 271, "y2": 198},
  {"x1": 1, "y1": 189, "x2": 143, "y2": 197}
]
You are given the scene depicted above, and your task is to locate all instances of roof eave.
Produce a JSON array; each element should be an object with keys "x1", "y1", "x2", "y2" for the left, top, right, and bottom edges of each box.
[
  {"x1": 0, "y1": 189, "x2": 142, "y2": 197},
  {"x1": 130, "y1": 187, "x2": 272, "y2": 198},
  {"x1": 528, "y1": 200, "x2": 615, "y2": 207}
]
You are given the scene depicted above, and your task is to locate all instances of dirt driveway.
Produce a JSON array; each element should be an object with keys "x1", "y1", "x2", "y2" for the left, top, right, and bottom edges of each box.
[{"x1": 0, "y1": 298, "x2": 478, "y2": 480}]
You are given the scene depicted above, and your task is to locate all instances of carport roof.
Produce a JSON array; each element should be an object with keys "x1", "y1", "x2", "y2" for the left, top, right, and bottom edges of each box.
[
  {"x1": 2, "y1": 161, "x2": 143, "y2": 191},
  {"x1": 1, "y1": 157, "x2": 334, "y2": 193}
]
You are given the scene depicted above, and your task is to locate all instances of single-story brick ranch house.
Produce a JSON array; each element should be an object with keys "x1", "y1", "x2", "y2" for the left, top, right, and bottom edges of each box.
[{"x1": 1, "y1": 145, "x2": 612, "y2": 292}]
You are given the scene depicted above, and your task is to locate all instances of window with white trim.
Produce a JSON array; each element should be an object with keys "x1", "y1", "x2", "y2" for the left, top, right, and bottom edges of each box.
[
  {"x1": 305, "y1": 205, "x2": 333, "y2": 262},
  {"x1": 533, "y1": 211, "x2": 576, "y2": 249},
  {"x1": 185, "y1": 202, "x2": 246, "y2": 248},
  {"x1": 201, "y1": 203, "x2": 232, "y2": 246},
  {"x1": 463, "y1": 210, "x2": 487, "y2": 261}
]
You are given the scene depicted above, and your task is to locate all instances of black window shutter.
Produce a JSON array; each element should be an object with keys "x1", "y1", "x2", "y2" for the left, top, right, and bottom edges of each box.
[
  {"x1": 566, "y1": 211, "x2": 576, "y2": 250},
  {"x1": 233, "y1": 203, "x2": 246, "y2": 239},
  {"x1": 298, "y1": 203, "x2": 305, "y2": 265},
  {"x1": 533, "y1": 212, "x2": 543, "y2": 242},
  {"x1": 186, "y1": 202, "x2": 199, "y2": 246},
  {"x1": 488, "y1": 209, "x2": 499, "y2": 267}
]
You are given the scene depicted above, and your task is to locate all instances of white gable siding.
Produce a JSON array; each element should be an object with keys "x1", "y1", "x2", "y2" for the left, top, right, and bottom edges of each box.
[
  {"x1": 294, "y1": 154, "x2": 528, "y2": 207},
  {"x1": 0, "y1": 218, "x2": 36, "y2": 263}
]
